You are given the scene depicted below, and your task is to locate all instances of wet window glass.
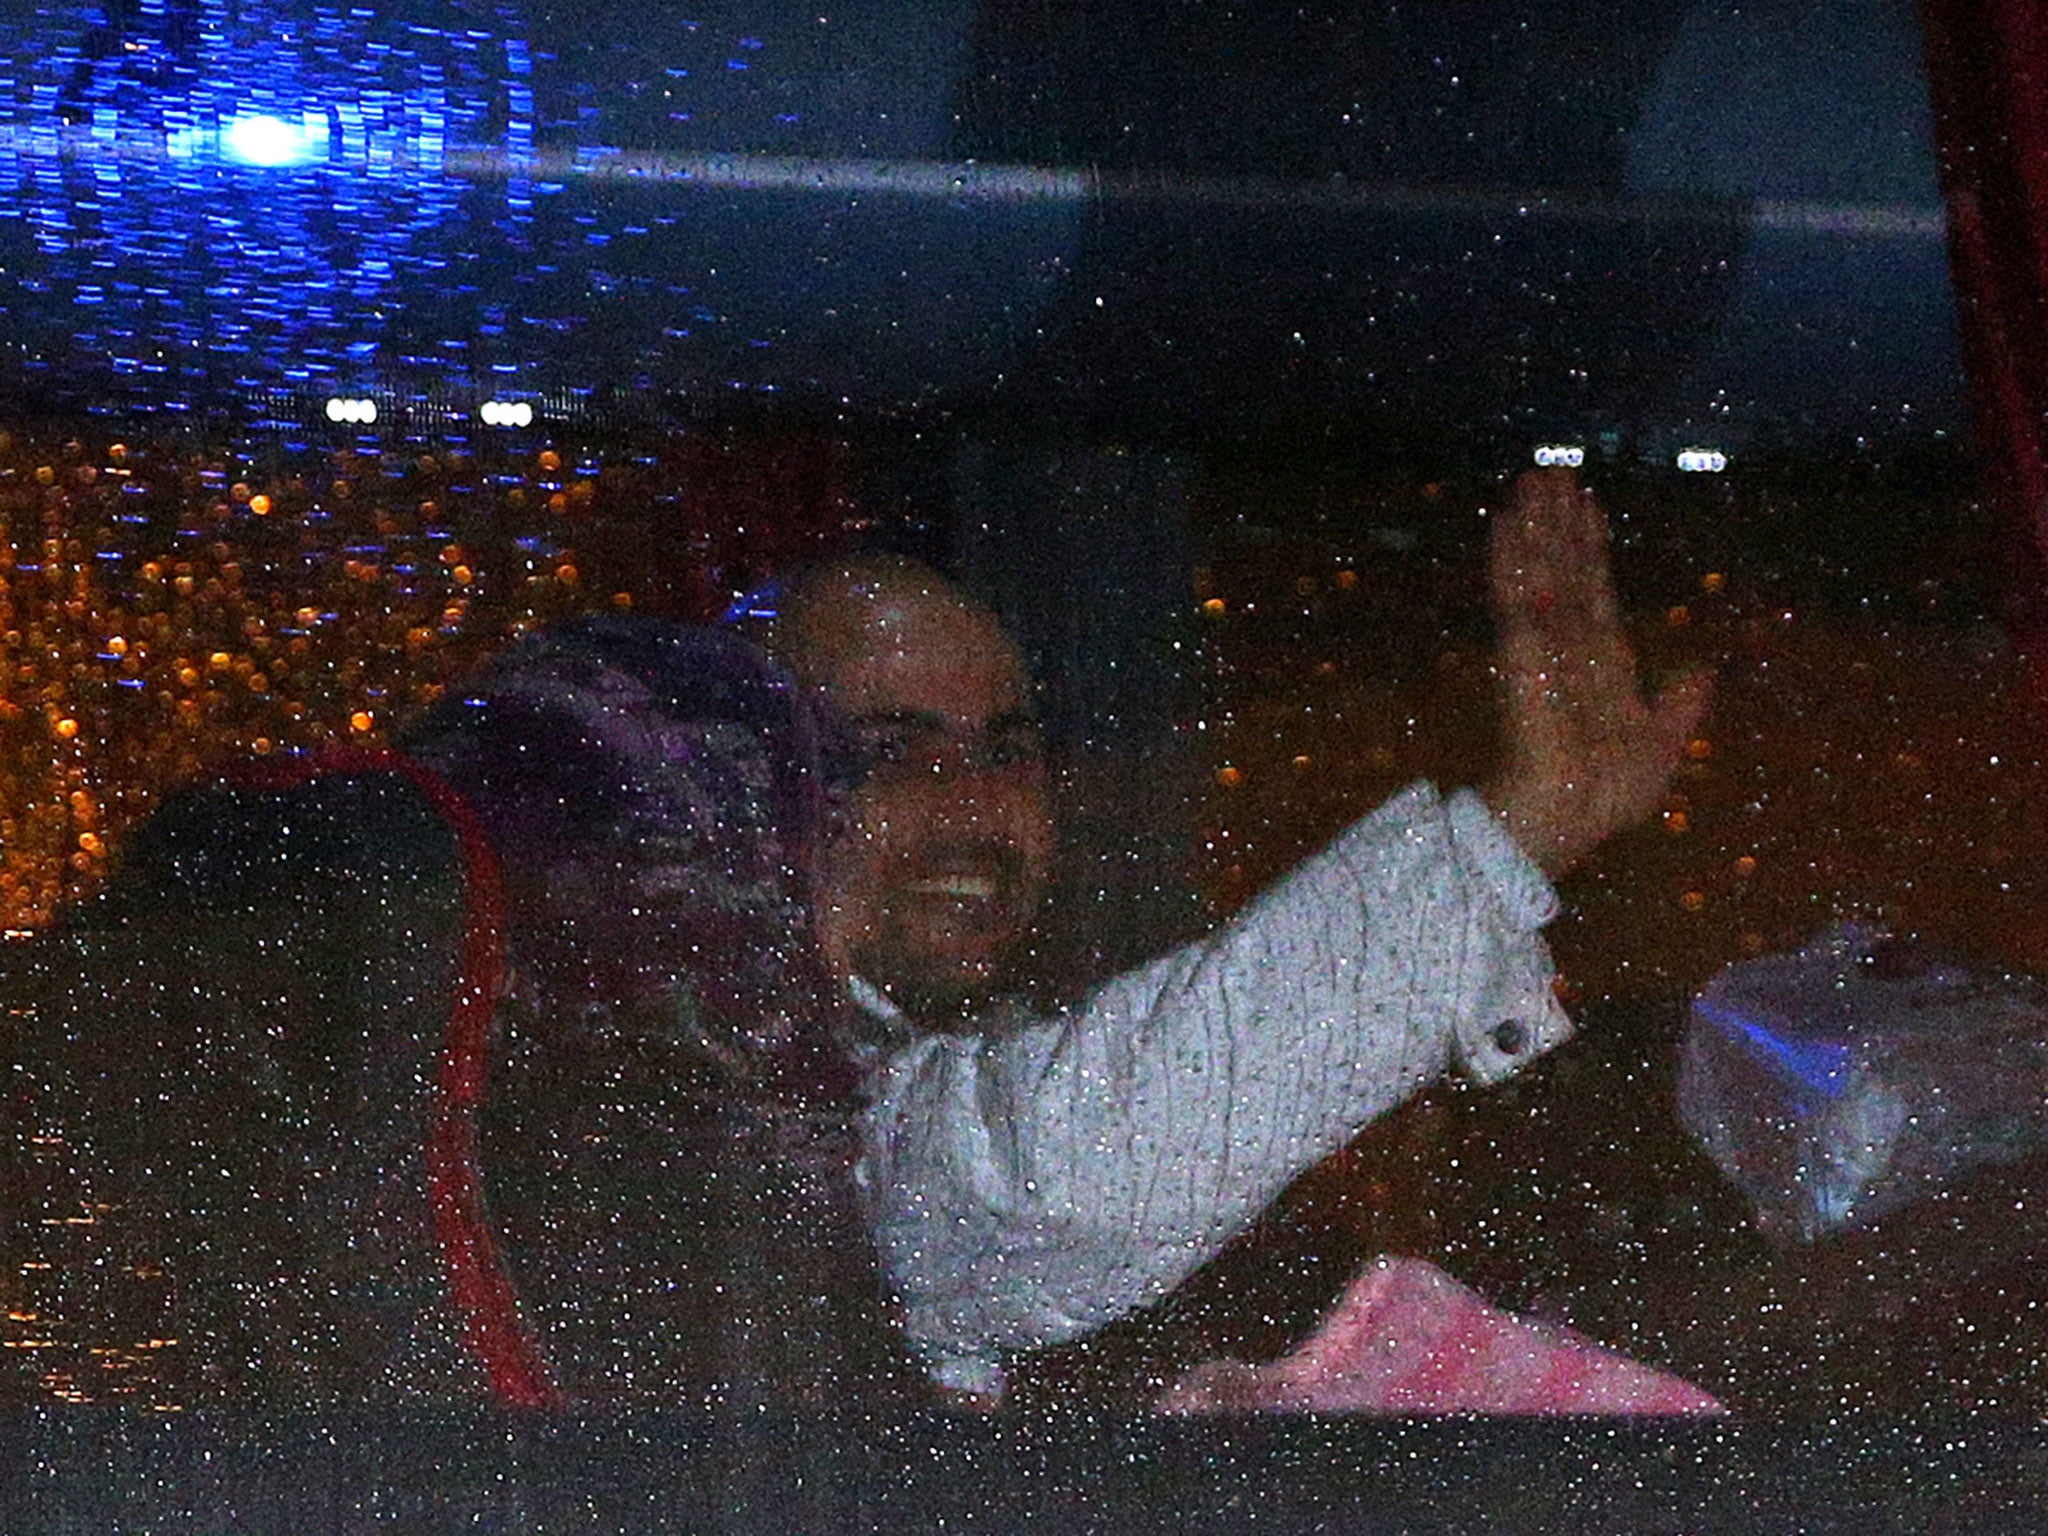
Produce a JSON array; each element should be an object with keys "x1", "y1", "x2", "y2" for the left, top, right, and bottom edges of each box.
[{"x1": 3, "y1": 0, "x2": 2046, "y2": 1523}]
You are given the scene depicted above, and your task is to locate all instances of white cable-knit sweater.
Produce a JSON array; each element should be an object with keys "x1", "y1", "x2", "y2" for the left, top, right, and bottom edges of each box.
[{"x1": 858, "y1": 781, "x2": 1573, "y2": 1397}]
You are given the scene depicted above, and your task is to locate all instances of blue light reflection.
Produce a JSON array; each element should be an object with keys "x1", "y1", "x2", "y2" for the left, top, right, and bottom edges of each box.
[
  {"x1": 222, "y1": 113, "x2": 325, "y2": 168},
  {"x1": 0, "y1": 0, "x2": 1065, "y2": 419}
]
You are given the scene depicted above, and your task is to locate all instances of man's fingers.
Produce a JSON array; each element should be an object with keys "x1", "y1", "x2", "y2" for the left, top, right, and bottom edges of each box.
[
  {"x1": 1647, "y1": 667, "x2": 1716, "y2": 762},
  {"x1": 1492, "y1": 469, "x2": 1567, "y2": 591},
  {"x1": 1525, "y1": 470, "x2": 1618, "y2": 632},
  {"x1": 1494, "y1": 468, "x2": 1619, "y2": 636},
  {"x1": 1562, "y1": 480, "x2": 1620, "y2": 633}
]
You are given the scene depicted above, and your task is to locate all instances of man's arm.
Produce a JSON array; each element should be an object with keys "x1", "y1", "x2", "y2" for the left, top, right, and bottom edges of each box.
[
  {"x1": 867, "y1": 468, "x2": 1710, "y2": 1385},
  {"x1": 866, "y1": 780, "x2": 1566, "y2": 1377}
]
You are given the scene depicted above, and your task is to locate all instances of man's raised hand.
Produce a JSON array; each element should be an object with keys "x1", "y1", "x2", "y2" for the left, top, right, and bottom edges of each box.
[{"x1": 1483, "y1": 468, "x2": 1713, "y2": 878}]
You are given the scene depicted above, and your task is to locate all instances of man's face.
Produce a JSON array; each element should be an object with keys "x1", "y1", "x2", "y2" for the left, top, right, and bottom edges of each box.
[{"x1": 785, "y1": 569, "x2": 1054, "y2": 1022}]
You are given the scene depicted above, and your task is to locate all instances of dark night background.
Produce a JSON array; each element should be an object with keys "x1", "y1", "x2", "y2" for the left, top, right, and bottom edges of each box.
[{"x1": 0, "y1": 0, "x2": 1961, "y2": 459}]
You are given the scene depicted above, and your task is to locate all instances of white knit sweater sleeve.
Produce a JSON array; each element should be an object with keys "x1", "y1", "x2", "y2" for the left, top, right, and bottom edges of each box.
[{"x1": 862, "y1": 780, "x2": 1572, "y2": 1382}]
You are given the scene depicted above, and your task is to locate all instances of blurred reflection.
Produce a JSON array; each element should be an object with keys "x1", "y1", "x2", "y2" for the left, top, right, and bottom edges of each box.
[{"x1": 0, "y1": 0, "x2": 2043, "y2": 1485}]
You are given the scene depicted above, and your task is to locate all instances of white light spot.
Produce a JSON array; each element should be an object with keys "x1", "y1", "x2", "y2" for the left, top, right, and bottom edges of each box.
[
  {"x1": 324, "y1": 396, "x2": 377, "y2": 425},
  {"x1": 223, "y1": 113, "x2": 320, "y2": 168}
]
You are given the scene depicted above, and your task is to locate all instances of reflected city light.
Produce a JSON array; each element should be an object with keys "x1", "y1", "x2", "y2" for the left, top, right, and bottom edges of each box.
[
  {"x1": 222, "y1": 113, "x2": 325, "y2": 169},
  {"x1": 480, "y1": 400, "x2": 536, "y2": 427},
  {"x1": 324, "y1": 397, "x2": 377, "y2": 424}
]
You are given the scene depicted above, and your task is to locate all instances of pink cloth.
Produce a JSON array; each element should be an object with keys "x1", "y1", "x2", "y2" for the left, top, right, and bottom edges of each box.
[{"x1": 1155, "y1": 1256, "x2": 1723, "y2": 1417}]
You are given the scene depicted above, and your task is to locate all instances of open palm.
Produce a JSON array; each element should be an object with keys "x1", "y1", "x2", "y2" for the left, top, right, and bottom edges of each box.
[{"x1": 1484, "y1": 468, "x2": 1713, "y2": 878}]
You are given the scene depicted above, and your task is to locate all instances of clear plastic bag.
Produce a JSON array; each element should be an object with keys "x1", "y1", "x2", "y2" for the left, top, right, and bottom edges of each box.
[{"x1": 1678, "y1": 924, "x2": 2048, "y2": 1242}]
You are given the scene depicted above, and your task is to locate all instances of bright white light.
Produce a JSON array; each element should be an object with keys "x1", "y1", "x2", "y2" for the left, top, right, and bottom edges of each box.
[
  {"x1": 1533, "y1": 444, "x2": 1585, "y2": 468},
  {"x1": 480, "y1": 400, "x2": 535, "y2": 427},
  {"x1": 324, "y1": 396, "x2": 377, "y2": 425},
  {"x1": 1676, "y1": 448, "x2": 1728, "y2": 473},
  {"x1": 223, "y1": 113, "x2": 320, "y2": 169}
]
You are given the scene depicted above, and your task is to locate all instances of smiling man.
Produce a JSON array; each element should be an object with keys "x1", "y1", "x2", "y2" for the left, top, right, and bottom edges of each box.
[
  {"x1": 771, "y1": 556, "x2": 1055, "y2": 1027},
  {"x1": 770, "y1": 471, "x2": 1710, "y2": 1402}
]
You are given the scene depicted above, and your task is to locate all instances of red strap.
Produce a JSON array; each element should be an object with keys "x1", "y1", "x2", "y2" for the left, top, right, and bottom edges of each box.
[{"x1": 216, "y1": 747, "x2": 561, "y2": 1408}]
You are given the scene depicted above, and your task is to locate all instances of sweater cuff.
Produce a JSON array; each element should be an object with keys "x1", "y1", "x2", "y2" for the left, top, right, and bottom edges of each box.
[
  {"x1": 1445, "y1": 787, "x2": 1559, "y2": 931},
  {"x1": 1444, "y1": 787, "x2": 1573, "y2": 1085}
]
